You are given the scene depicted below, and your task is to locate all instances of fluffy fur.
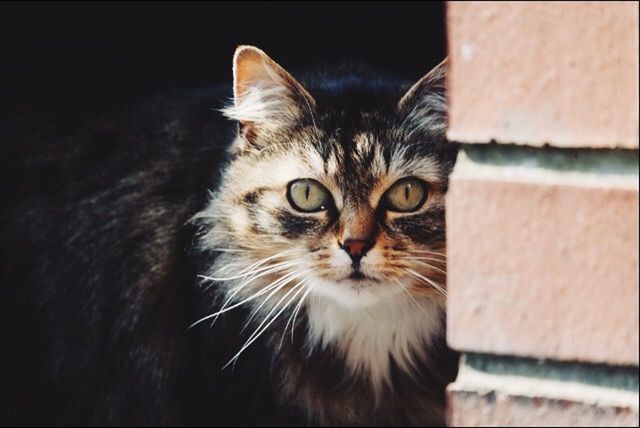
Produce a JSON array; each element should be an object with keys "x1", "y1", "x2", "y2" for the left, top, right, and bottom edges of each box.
[
  {"x1": 0, "y1": 46, "x2": 459, "y2": 426},
  {"x1": 193, "y1": 47, "x2": 459, "y2": 425}
]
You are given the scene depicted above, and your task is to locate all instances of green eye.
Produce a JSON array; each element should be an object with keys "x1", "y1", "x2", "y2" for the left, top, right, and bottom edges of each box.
[
  {"x1": 384, "y1": 178, "x2": 428, "y2": 212},
  {"x1": 287, "y1": 179, "x2": 332, "y2": 213}
]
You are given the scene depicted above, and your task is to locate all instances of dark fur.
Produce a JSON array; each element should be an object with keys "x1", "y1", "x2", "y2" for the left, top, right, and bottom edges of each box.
[
  {"x1": 273, "y1": 313, "x2": 458, "y2": 426},
  {"x1": 0, "y1": 63, "x2": 458, "y2": 425}
]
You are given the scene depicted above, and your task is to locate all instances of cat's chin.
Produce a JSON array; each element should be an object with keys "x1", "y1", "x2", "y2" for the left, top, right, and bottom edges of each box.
[
  {"x1": 341, "y1": 277, "x2": 379, "y2": 289},
  {"x1": 308, "y1": 276, "x2": 405, "y2": 308}
]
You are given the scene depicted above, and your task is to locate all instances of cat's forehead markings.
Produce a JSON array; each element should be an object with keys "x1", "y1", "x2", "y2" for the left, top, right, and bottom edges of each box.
[
  {"x1": 348, "y1": 132, "x2": 388, "y2": 181},
  {"x1": 299, "y1": 145, "x2": 343, "y2": 204},
  {"x1": 272, "y1": 154, "x2": 310, "y2": 180},
  {"x1": 388, "y1": 147, "x2": 442, "y2": 184},
  {"x1": 232, "y1": 154, "x2": 309, "y2": 191},
  {"x1": 303, "y1": 145, "x2": 326, "y2": 175},
  {"x1": 353, "y1": 132, "x2": 373, "y2": 158},
  {"x1": 370, "y1": 145, "x2": 387, "y2": 177},
  {"x1": 325, "y1": 152, "x2": 340, "y2": 176}
]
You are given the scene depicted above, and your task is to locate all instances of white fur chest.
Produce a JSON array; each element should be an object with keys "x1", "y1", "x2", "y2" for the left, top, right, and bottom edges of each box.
[{"x1": 304, "y1": 289, "x2": 444, "y2": 391}]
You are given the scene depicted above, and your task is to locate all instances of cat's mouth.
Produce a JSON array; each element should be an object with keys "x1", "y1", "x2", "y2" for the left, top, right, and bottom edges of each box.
[
  {"x1": 344, "y1": 268, "x2": 378, "y2": 283},
  {"x1": 348, "y1": 270, "x2": 366, "y2": 280}
]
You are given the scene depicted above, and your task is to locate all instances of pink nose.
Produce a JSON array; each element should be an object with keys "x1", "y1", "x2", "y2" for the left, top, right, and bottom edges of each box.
[{"x1": 340, "y1": 239, "x2": 374, "y2": 261}]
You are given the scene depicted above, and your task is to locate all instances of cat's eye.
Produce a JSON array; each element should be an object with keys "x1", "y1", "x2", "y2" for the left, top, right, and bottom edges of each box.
[
  {"x1": 384, "y1": 178, "x2": 428, "y2": 212},
  {"x1": 287, "y1": 179, "x2": 332, "y2": 213}
]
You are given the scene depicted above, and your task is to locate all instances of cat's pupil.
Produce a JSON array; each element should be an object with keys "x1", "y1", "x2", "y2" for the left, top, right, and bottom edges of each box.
[
  {"x1": 305, "y1": 185, "x2": 310, "y2": 200},
  {"x1": 405, "y1": 184, "x2": 410, "y2": 200}
]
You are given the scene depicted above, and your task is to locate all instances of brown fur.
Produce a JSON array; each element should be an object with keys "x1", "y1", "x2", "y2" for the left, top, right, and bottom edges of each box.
[{"x1": 194, "y1": 46, "x2": 459, "y2": 425}]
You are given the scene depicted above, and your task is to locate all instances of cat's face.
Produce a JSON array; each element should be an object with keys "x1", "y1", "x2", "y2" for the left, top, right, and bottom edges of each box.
[{"x1": 203, "y1": 46, "x2": 456, "y2": 309}]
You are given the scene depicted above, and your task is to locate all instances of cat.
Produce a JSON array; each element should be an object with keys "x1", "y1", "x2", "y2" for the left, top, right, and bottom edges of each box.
[{"x1": 0, "y1": 45, "x2": 459, "y2": 426}]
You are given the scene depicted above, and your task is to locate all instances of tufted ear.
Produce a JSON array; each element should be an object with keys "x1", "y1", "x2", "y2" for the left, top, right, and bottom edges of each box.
[
  {"x1": 222, "y1": 45, "x2": 316, "y2": 152},
  {"x1": 397, "y1": 58, "x2": 447, "y2": 137}
]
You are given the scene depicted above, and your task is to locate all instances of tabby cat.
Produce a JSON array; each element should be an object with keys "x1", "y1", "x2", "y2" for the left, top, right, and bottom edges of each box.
[{"x1": 0, "y1": 46, "x2": 459, "y2": 426}]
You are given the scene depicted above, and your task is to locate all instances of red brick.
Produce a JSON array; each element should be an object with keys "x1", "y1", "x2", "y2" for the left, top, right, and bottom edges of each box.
[
  {"x1": 447, "y1": 388, "x2": 639, "y2": 427},
  {"x1": 446, "y1": 172, "x2": 639, "y2": 364},
  {"x1": 447, "y1": 2, "x2": 639, "y2": 148},
  {"x1": 446, "y1": 357, "x2": 639, "y2": 426}
]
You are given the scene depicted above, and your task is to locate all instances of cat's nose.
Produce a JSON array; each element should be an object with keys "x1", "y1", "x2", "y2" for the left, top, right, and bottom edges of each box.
[{"x1": 340, "y1": 239, "x2": 374, "y2": 263}]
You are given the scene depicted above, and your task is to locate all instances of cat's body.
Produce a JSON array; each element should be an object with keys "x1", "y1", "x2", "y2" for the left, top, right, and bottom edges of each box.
[
  {"x1": 1, "y1": 86, "x2": 231, "y2": 424},
  {"x1": 0, "y1": 47, "x2": 459, "y2": 425}
]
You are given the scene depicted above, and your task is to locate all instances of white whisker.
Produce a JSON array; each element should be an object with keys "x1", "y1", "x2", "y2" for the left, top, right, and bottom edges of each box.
[
  {"x1": 290, "y1": 284, "x2": 313, "y2": 340},
  {"x1": 205, "y1": 258, "x2": 305, "y2": 321},
  {"x1": 223, "y1": 279, "x2": 307, "y2": 369},
  {"x1": 405, "y1": 269, "x2": 447, "y2": 297},
  {"x1": 277, "y1": 283, "x2": 314, "y2": 352},
  {"x1": 405, "y1": 249, "x2": 447, "y2": 258},
  {"x1": 207, "y1": 248, "x2": 250, "y2": 253},
  {"x1": 216, "y1": 262, "x2": 244, "y2": 274},
  {"x1": 394, "y1": 278, "x2": 438, "y2": 325},
  {"x1": 202, "y1": 260, "x2": 301, "y2": 296},
  {"x1": 230, "y1": 249, "x2": 304, "y2": 276},
  {"x1": 189, "y1": 262, "x2": 304, "y2": 329},
  {"x1": 220, "y1": 269, "x2": 302, "y2": 326},
  {"x1": 243, "y1": 278, "x2": 307, "y2": 345},
  {"x1": 202, "y1": 248, "x2": 304, "y2": 282},
  {"x1": 404, "y1": 260, "x2": 447, "y2": 275},
  {"x1": 199, "y1": 259, "x2": 299, "y2": 282},
  {"x1": 399, "y1": 256, "x2": 446, "y2": 264},
  {"x1": 240, "y1": 268, "x2": 313, "y2": 333},
  {"x1": 202, "y1": 249, "x2": 303, "y2": 285}
]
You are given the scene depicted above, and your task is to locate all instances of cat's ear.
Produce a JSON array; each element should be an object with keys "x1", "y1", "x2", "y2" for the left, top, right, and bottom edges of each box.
[
  {"x1": 222, "y1": 45, "x2": 315, "y2": 152},
  {"x1": 397, "y1": 58, "x2": 447, "y2": 136}
]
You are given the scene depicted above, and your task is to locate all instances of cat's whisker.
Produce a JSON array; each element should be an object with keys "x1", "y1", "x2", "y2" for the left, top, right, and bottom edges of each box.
[
  {"x1": 189, "y1": 262, "x2": 305, "y2": 329},
  {"x1": 227, "y1": 269, "x2": 305, "y2": 329},
  {"x1": 403, "y1": 259, "x2": 447, "y2": 275},
  {"x1": 191, "y1": 270, "x2": 293, "y2": 330},
  {"x1": 224, "y1": 259, "x2": 307, "y2": 296},
  {"x1": 200, "y1": 259, "x2": 299, "y2": 282},
  {"x1": 290, "y1": 283, "x2": 314, "y2": 340},
  {"x1": 207, "y1": 248, "x2": 250, "y2": 254},
  {"x1": 241, "y1": 268, "x2": 314, "y2": 334},
  {"x1": 216, "y1": 262, "x2": 244, "y2": 274},
  {"x1": 277, "y1": 282, "x2": 314, "y2": 352},
  {"x1": 201, "y1": 260, "x2": 300, "y2": 296},
  {"x1": 405, "y1": 249, "x2": 447, "y2": 257},
  {"x1": 209, "y1": 261, "x2": 304, "y2": 316},
  {"x1": 399, "y1": 256, "x2": 446, "y2": 263},
  {"x1": 223, "y1": 248, "x2": 302, "y2": 277},
  {"x1": 215, "y1": 257, "x2": 272, "y2": 275},
  {"x1": 394, "y1": 278, "x2": 438, "y2": 325},
  {"x1": 404, "y1": 268, "x2": 447, "y2": 297},
  {"x1": 224, "y1": 279, "x2": 308, "y2": 369},
  {"x1": 214, "y1": 248, "x2": 300, "y2": 274},
  {"x1": 208, "y1": 260, "x2": 302, "y2": 314},
  {"x1": 241, "y1": 282, "x2": 292, "y2": 335},
  {"x1": 242, "y1": 277, "x2": 307, "y2": 345}
]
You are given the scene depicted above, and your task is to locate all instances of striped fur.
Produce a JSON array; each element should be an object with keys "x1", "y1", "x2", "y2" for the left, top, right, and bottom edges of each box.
[{"x1": 194, "y1": 47, "x2": 459, "y2": 425}]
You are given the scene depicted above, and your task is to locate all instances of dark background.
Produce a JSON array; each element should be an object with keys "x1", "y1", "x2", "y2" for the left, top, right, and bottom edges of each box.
[
  {"x1": 0, "y1": 1, "x2": 446, "y2": 112},
  {"x1": 0, "y1": 3, "x2": 448, "y2": 424}
]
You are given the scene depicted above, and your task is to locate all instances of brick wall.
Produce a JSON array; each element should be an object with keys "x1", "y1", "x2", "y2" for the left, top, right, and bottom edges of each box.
[{"x1": 444, "y1": 2, "x2": 639, "y2": 426}]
